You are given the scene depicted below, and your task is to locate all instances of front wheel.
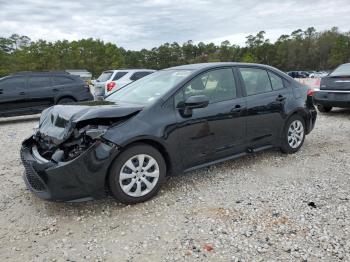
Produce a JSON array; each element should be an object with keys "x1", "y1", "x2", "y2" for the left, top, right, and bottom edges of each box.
[
  {"x1": 280, "y1": 115, "x2": 306, "y2": 154},
  {"x1": 108, "y1": 143, "x2": 166, "y2": 204},
  {"x1": 317, "y1": 105, "x2": 332, "y2": 113}
]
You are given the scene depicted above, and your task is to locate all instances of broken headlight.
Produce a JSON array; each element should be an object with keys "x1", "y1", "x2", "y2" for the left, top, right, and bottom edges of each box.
[{"x1": 78, "y1": 125, "x2": 108, "y2": 139}]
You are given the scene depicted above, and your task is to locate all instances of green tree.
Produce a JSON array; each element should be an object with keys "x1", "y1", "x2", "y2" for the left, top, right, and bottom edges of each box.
[{"x1": 1, "y1": 27, "x2": 350, "y2": 77}]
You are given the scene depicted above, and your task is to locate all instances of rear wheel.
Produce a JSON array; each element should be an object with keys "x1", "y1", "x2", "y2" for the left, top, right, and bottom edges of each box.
[
  {"x1": 57, "y1": 97, "x2": 76, "y2": 104},
  {"x1": 108, "y1": 143, "x2": 166, "y2": 204},
  {"x1": 317, "y1": 105, "x2": 332, "y2": 113},
  {"x1": 280, "y1": 115, "x2": 306, "y2": 154}
]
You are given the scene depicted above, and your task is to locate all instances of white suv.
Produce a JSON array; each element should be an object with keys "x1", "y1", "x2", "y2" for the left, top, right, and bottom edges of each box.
[{"x1": 94, "y1": 69, "x2": 155, "y2": 97}]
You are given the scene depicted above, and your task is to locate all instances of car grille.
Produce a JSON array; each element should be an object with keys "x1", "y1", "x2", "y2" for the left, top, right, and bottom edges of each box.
[{"x1": 20, "y1": 150, "x2": 47, "y2": 192}]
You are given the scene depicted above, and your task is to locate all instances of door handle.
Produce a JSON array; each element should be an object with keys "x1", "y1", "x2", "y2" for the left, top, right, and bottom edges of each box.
[
  {"x1": 19, "y1": 92, "x2": 26, "y2": 95},
  {"x1": 0, "y1": 88, "x2": 3, "y2": 94},
  {"x1": 276, "y1": 95, "x2": 286, "y2": 102},
  {"x1": 53, "y1": 88, "x2": 59, "y2": 92},
  {"x1": 231, "y1": 104, "x2": 243, "y2": 113}
]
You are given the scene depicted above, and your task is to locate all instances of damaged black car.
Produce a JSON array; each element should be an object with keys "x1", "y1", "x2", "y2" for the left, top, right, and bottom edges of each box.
[{"x1": 21, "y1": 63, "x2": 317, "y2": 204}]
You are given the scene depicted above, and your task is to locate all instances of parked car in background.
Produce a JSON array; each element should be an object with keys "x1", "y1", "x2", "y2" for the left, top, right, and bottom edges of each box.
[
  {"x1": 94, "y1": 69, "x2": 155, "y2": 97},
  {"x1": 65, "y1": 69, "x2": 92, "y2": 82},
  {"x1": 0, "y1": 71, "x2": 93, "y2": 117},
  {"x1": 309, "y1": 71, "x2": 329, "y2": 78},
  {"x1": 287, "y1": 71, "x2": 309, "y2": 78},
  {"x1": 307, "y1": 71, "x2": 316, "y2": 76},
  {"x1": 21, "y1": 62, "x2": 316, "y2": 204},
  {"x1": 313, "y1": 63, "x2": 350, "y2": 112}
]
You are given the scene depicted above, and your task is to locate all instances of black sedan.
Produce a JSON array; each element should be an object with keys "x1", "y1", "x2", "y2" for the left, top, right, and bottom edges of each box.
[
  {"x1": 313, "y1": 63, "x2": 350, "y2": 112},
  {"x1": 21, "y1": 63, "x2": 317, "y2": 204}
]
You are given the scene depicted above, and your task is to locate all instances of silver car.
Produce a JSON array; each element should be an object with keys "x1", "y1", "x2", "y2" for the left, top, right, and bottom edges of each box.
[{"x1": 94, "y1": 69, "x2": 155, "y2": 97}]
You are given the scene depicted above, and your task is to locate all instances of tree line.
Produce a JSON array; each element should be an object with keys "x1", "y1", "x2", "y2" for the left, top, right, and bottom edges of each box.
[{"x1": 0, "y1": 27, "x2": 349, "y2": 78}]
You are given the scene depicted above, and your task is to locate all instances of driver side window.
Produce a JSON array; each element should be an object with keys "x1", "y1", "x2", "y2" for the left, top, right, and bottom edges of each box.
[
  {"x1": 175, "y1": 68, "x2": 237, "y2": 107},
  {"x1": 0, "y1": 77, "x2": 26, "y2": 92}
]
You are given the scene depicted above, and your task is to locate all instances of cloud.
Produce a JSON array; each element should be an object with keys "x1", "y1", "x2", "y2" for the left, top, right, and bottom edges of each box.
[{"x1": 0, "y1": 0, "x2": 349, "y2": 50}]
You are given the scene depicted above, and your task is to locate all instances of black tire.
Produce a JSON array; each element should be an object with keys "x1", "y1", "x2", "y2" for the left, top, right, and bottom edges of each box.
[
  {"x1": 317, "y1": 105, "x2": 332, "y2": 113},
  {"x1": 280, "y1": 115, "x2": 306, "y2": 154},
  {"x1": 57, "y1": 97, "x2": 76, "y2": 105},
  {"x1": 108, "y1": 143, "x2": 166, "y2": 204}
]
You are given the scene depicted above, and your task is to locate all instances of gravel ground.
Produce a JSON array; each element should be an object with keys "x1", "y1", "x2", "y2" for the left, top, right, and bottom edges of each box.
[{"x1": 0, "y1": 109, "x2": 349, "y2": 261}]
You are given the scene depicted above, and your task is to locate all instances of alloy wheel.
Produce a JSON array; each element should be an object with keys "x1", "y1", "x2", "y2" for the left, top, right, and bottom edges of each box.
[
  {"x1": 287, "y1": 120, "x2": 304, "y2": 149},
  {"x1": 119, "y1": 154, "x2": 160, "y2": 197}
]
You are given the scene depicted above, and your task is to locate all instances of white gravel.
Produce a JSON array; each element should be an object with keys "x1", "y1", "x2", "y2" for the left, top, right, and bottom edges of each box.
[{"x1": 0, "y1": 110, "x2": 349, "y2": 261}]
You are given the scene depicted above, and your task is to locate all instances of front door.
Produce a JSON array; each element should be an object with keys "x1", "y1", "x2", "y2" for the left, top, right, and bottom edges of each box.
[
  {"x1": 175, "y1": 67, "x2": 247, "y2": 169},
  {"x1": 0, "y1": 76, "x2": 28, "y2": 115}
]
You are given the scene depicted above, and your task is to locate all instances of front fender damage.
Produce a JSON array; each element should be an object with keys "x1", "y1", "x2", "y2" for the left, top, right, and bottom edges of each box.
[
  {"x1": 21, "y1": 136, "x2": 119, "y2": 201},
  {"x1": 21, "y1": 102, "x2": 143, "y2": 201},
  {"x1": 33, "y1": 105, "x2": 140, "y2": 163}
]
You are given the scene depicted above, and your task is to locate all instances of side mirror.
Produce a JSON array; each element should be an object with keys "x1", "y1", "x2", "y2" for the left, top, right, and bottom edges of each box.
[
  {"x1": 178, "y1": 95, "x2": 209, "y2": 117},
  {"x1": 184, "y1": 95, "x2": 209, "y2": 109}
]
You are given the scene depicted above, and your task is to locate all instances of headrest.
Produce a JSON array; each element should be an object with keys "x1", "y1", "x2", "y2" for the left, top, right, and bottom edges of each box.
[{"x1": 191, "y1": 77, "x2": 205, "y2": 90}]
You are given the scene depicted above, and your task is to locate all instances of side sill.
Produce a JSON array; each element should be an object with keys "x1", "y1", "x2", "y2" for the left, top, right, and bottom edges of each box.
[{"x1": 183, "y1": 145, "x2": 274, "y2": 173}]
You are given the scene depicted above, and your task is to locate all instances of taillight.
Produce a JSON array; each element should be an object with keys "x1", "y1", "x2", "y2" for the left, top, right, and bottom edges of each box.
[
  {"x1": 106, "y1": 82, "x2": 116, "y2": 92},
  {"x1": 307, "y1": 89, "x2": 315, "y2": 96}
]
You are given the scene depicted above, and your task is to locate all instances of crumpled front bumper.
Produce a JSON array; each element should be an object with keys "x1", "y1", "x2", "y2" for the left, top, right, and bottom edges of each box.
[{"x1": 20, "y1": 137, "x2": 118, "y2": 202}]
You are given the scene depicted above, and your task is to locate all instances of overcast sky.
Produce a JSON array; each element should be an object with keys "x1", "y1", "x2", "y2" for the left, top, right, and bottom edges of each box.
[{"x1": 0, "y1": 0, "x2": 350, "y2": 50}]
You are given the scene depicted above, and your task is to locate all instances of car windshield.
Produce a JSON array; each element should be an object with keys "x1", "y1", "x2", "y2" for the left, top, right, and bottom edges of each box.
[
  {"x1": 97, "y1": 71, "x2": 113, "y2": 82},
  {"x1": 330, "y1": 64, "x2": 350, "y2": 76},
  {"x1": 106, "y1": 70, "x2": 192, "y2": 105}
]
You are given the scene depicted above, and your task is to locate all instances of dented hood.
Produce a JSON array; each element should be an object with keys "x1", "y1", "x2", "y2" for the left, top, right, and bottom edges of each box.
[{"x1": 37, "y1": 101, "x2": 143, "y2": 144}]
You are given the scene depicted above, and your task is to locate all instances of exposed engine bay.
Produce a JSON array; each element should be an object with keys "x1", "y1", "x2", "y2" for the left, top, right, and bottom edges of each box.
[
  {"x1": 29, "y1": 102, "x2": 143, "y2": 163},
  {"x1": 33, "y1": 123, "x2": 109, "y2": 163}
]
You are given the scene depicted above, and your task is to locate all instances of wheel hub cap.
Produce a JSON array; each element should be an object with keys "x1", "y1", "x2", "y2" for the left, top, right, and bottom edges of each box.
[
  {"x1": 119, "y1": 154, "x2": 160, "y2": 197},
  {"x1": 287, "y1": 120, "x2": 304, "y2": 149}
]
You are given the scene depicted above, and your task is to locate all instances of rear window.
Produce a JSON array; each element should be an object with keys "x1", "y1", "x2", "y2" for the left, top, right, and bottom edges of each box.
[
  {"x1": 113, "y1": 72, "x2": 128, "y2": 80},
  {"x1": 52, "y1": 76, "x2": 75, "y2": 85},
  {"x1": 268, "y1": 72, "x2": 284, "y2": 90},
  {"x1": 239, "y1": 68, "x2": 272, "y2": 96},
  {"x1": 97, "y1": 71, "x2": 113, "y2": 82},
  {"x1": 330, "y1": 64, "x2": 350, "y2": 76}
]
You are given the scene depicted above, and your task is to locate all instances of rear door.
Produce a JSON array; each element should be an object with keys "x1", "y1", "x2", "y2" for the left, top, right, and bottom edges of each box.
[
  {"x1": 238, "y1": 67, "x2": 291, "y2": 147},
  {"x1": 52, "y1": 75, "x2": 79, "y2": 92},
  {"x1": 0, "y1": 76, "x2": 28, "y2": 114},
  {"x1": 53, "y1": 75, "x2": 86, "y2": 100},
  {"x1": 26, "y1": 75, "x2": 54, "y2": 109}
]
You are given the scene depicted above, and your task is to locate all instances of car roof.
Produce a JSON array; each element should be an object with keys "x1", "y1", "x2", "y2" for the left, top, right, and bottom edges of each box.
[
  {"x1": 166, "y1": 62, "x2": 283, "y2": 73},
  {"x1": 11, "y1": 71, "x2": 69, "y2": 76},
  {"x1": 105, "y1": 69, "x2": 156, "y2": 73}
]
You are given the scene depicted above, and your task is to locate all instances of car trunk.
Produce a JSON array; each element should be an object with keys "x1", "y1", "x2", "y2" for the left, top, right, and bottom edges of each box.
[{"x1": 320, "y1": 76, "x2": 350, "y2": 91}]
